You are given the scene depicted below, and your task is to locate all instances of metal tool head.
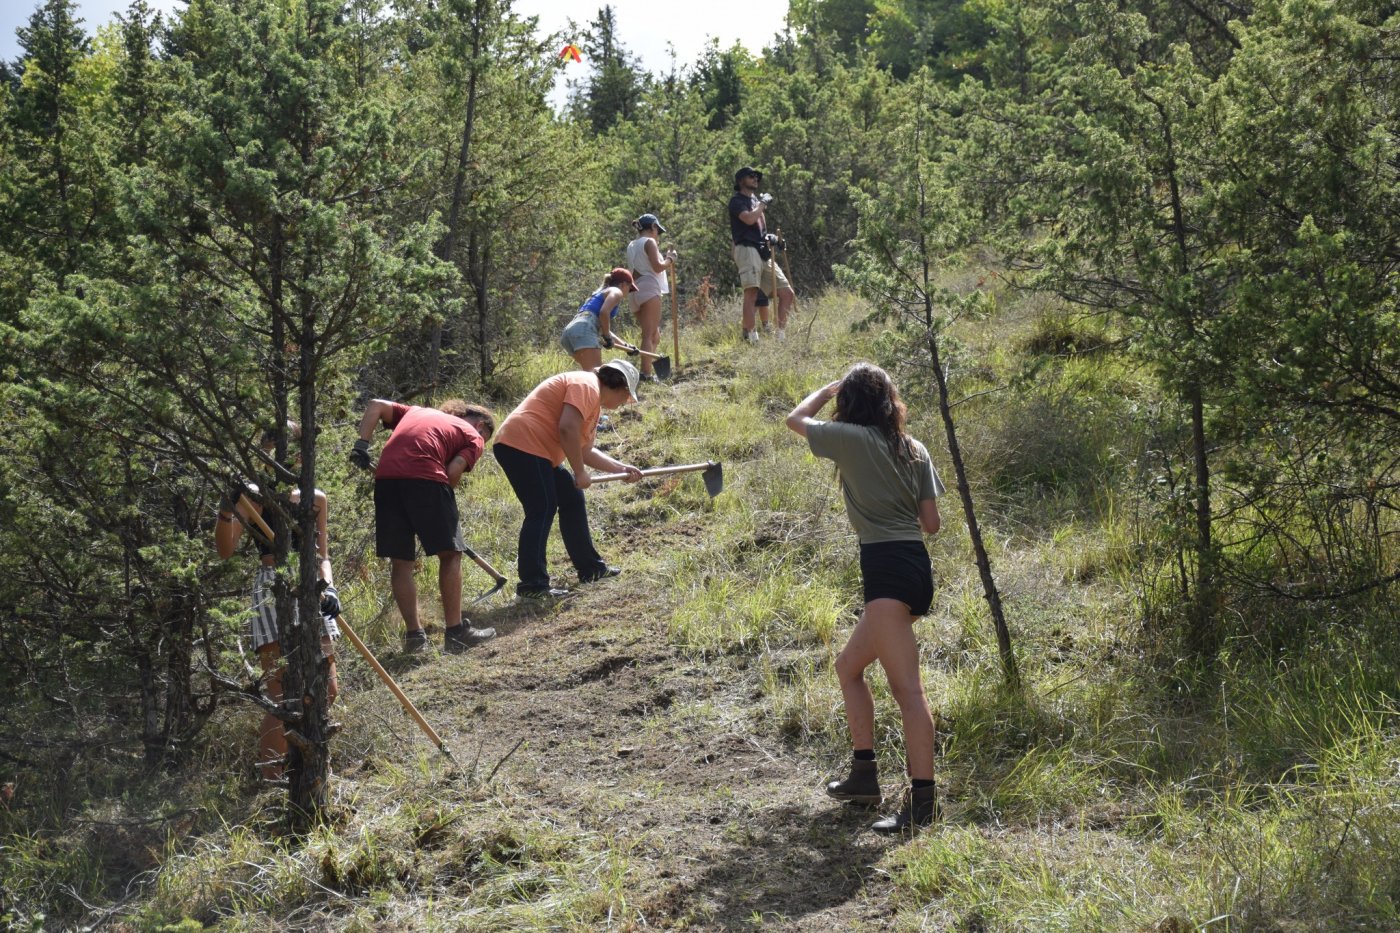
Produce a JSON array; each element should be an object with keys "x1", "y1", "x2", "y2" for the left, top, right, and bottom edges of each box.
[
  {"x1": 471, "y1": 576, "x2": 508, "y2": 604},
  {"x1": 653, "y1": 355, "x2": 672, "y2": 381},
  {"x1": 702, "y1": 461, "x2": 723, "y2": 498}
]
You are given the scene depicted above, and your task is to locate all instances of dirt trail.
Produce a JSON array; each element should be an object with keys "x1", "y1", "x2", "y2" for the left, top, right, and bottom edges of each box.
[{"x1": 384, "y1": 573, "x2": 906, "y2": 929}]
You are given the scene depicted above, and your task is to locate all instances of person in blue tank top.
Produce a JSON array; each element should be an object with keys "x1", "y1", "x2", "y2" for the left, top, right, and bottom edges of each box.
[{"x1": 560, "y1": 267, "x2": 640, "y2": 370}]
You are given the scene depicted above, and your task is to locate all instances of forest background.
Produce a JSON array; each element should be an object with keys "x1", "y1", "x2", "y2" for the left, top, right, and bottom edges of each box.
[{"x1": 1, "y1": 0, "x2": 1399, "y2": 928}]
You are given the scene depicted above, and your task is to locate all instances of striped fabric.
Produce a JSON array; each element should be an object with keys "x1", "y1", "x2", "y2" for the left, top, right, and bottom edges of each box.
[{"x1": 248, "y1": 565, "x2": 341, "y2": 651}]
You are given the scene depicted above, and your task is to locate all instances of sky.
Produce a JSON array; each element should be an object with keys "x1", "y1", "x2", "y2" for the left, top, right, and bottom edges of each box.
[{"x1": 0, "y1": 0, "x2": 794, "y2": 78}]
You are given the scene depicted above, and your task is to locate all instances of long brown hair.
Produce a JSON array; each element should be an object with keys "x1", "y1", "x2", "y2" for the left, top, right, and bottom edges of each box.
[{"x1": 832, "y1": 363, "x2": 915, "y2": 463}]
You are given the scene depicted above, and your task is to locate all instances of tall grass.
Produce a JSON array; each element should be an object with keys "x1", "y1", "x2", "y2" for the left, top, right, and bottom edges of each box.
[{"x1": 16, "y1": 286, "x2": 1400, "y2": 931}]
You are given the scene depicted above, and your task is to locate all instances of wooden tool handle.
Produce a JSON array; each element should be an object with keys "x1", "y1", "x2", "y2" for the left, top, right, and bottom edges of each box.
[
  {"x1": 337, "y1": 615, "x2": 452, "y2": 758},
  {"x1": 590, "y1": 461, "x2": 717, "y2": 484}
]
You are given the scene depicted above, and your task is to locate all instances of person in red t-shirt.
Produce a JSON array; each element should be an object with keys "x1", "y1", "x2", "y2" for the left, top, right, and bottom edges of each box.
[{"x1": 350, "y1": 398, "x2": 498, "y2": 653}]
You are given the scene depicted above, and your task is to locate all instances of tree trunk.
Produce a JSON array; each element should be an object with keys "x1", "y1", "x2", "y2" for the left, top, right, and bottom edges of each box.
[
  {"x1": 283, "y1": 246, "x2": 333, "y2": 829},
  {"x1": 927, "y1": 328, "x2": 1021, "y2": 689},
  {"x1": 910, "y1": 80, "x2": 1020, "y2": 688},
  {"x1": 428, "y1": 0, "x2": 487, "y2": 397},
  {"x1": 1155, "y1": 95, "x2": 1218, "y2": 656}
]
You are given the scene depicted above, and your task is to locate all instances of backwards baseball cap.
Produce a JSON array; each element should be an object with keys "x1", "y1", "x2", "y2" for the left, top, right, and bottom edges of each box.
[
  {"x1": 734, "y1": 165, "x2": 763, "y2": 188},
  {"x1": 635, "y1": 213, "x2": 666, "y2": 233},
  {"x1": 599, "y1": 358, "x2": 641, "y2": 401},
  {"x1": 608, "y1": 267, "x2": 637, "y2": 292}
]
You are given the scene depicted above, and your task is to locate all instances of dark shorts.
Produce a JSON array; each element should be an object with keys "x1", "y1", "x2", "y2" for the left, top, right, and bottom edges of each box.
[
  {"x1": 859, "y1": 539, "x2": 934, "y2": 617},
  {"x1": 374, "y1": 478, "x2": 465, "y2": 560}
]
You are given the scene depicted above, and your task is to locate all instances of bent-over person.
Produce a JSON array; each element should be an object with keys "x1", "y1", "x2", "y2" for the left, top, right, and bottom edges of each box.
[{"x1": 351, "y1": 398, "x2": 497, "y2": 653}]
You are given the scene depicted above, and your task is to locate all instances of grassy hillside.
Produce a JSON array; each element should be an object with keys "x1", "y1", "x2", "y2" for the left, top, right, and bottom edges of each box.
[{"x1": 6, "y1": 290, "x2": 1400, "y2": 931}]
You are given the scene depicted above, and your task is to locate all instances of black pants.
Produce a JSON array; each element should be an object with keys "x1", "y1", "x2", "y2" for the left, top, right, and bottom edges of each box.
[{"x1": 493, "y1": 442, "x2": 607, "y2": 593}]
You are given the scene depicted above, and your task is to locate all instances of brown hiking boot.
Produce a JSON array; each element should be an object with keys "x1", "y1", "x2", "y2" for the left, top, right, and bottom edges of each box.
[
  {"x1": 871, "y1": 783, "x2": 938, "y2": 834},
  {"x1": 825, "y1": 758, "x2": 880, "y2": 805}
]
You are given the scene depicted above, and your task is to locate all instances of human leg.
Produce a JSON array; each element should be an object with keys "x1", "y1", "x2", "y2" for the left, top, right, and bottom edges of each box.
[
  {"x1": 834, "y1": 610, "x2": 884, "y2": 750},
  {"x1": 572, "y1": 346, "x2": 602, "y2": 370},
  {"x1": 437, "y1": 550, "x2": 463, "y2": 628},
  {"x1": 741, "y1": 287, "x2": 759, "y2": 336},
  {"x1": 636, "y1": 297, "x2": 662, "y2": 375},
  {"x1": 553, "y1": 464, "x2": 608, "y2": 581},
  {"x1": 376, "y1": 480, "x2": 424, "y2": 636},
  {"x1": 390, "y1": 558, "x2": 420, "y2": 632},
  {"x1": 256, "y1": 643, "x2": 287, "y2": 781},
  {"x1": 778, "y1": 285, "x2": 795, "y2": 331},
  {"x1": 865, "y1": 599, "x2": 935, "y2": 781},
  {"x1": 494, "y1": 443, "x2": 559, "y2": 594}
]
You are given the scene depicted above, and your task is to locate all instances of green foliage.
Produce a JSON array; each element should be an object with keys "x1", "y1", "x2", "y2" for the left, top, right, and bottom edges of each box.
[{"x1": 1, "y1": 0, "x2": 1399, "y2": 925}]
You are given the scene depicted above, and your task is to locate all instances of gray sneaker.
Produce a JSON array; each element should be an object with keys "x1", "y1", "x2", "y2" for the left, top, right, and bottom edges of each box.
[
  {"x1": 403, "y1": 629, "x2": 429, "y2": 653},
  {"x1": 444, "y1": 624, "x2": 496, "y2": 653}
]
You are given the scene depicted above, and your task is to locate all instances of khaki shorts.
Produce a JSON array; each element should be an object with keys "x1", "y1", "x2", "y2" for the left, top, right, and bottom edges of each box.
[{"x1": 733, "y1": 244, "x2": 790, "y2": 291}]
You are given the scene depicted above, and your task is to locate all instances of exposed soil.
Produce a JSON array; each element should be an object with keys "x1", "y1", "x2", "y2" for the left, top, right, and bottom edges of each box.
[{"x1": 343, "y1": 569, "x2": 913, "y2": 929}]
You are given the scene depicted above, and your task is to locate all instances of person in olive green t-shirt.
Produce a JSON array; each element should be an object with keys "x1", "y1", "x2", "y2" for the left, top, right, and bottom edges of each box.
[{"x1": 786, "y1": 363, "x2": 945, "y2": 834}]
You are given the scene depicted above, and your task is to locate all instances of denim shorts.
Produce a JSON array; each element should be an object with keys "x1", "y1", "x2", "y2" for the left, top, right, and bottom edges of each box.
[{"x1": 560, "y1": 315, "x2": 601, "y2": 354}]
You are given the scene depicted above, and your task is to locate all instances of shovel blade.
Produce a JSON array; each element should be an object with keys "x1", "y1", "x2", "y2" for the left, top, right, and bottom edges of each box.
[
  {"x1": 702, "y1": 462, "x2": 723, "y2": 498},
  {"x1": 653, "y1": 355, "x2": 672, "y2": 381}
]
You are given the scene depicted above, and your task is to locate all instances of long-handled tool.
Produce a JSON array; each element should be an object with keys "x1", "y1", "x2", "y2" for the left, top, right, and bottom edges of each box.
[
  {"x1": 627, "y1": 347, "x2": 671, "y2": 380},
  {"x1": 777, "y1": 226, "x2": 798, "y2": 320},
  {"x1": 241, "y1": 497, "x2": 276, "y2": 547},
  {"x1": 461, "y1": 544, "x2": 508, "y2": 603},
  {"x1": 336, "y1": 614, "x2": 456, "y2": 763},
  {"x1": 590, "y1": 461, "x2": 723, "y2": 498},
  {"x1": 669, "y1": 266, "x2": 680, "y2": 367}
]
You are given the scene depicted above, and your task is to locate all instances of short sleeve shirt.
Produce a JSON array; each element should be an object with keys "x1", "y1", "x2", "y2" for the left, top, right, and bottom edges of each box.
[
  {"x1": 806, "y1": 421, "x2": 946, "y2": 544},
  {"x1": 729, "y1": 193, "x2": 764, "y2": 247},
  {"x1": 494, "y1": 372, "x2": 602, "y2": 467},
  {"x1": 374, "y1": 404, "x2": 484, "y2": 484}
]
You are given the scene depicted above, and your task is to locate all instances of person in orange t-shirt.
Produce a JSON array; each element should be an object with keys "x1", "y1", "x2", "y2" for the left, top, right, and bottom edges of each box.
[{"x1": 493, "y1": 361, "x2": 644, "y2": 599}]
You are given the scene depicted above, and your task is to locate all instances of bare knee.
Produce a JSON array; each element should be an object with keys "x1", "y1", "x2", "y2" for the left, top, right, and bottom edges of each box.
[
  {"x1": 834, "y1": 651, "x2": 867, "y2": 687},
  {"x1": 888, "y1": 679, "x2": 929, "y2": 714}
]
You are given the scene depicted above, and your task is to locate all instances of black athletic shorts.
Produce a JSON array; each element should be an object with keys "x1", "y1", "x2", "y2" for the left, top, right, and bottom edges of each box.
[
  {"x1": 859, "y1": 539, "x2": 934, "y2": 617},
  {"x1": 374, "y1": 478, "x2": 465, "y2": 560}
]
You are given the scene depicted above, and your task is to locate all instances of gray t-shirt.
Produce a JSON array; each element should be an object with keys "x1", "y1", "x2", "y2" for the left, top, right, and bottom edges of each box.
[{"x1": 806, "y1": 420, "x2": 946, "y2": 544}]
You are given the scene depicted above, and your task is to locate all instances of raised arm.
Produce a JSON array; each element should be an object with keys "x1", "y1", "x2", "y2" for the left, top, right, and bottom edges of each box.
[
  {"x1": 214, "y1": 480, "x2": 260, "y2": 559},
  {"x1": 785, "y1": 380, "x2": 841, "y2": 438},
  {"x1": 644, "y1": 239, "x2": 674, "y2": 274},
  {"x1": 356, "y1": 399, "x2": 396, "y2": 440}
]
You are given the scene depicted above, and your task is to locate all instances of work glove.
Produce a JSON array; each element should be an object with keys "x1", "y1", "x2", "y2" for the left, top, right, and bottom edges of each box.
[
  {"x1": 759, "y1": 193, "x2": 773, "y2": 205},
  {"x1": 601, "y1": 333, "x2": 615, "y2": 350},
  {"x1": 625, "y1": 346, "x2": 639, "y2": 357},
  {"x1": 319, "y1": 584, "x2": 342, "y2": 619},
  {"x1": 349, "y1": 439, "x2": 373, "y2": 471}
]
